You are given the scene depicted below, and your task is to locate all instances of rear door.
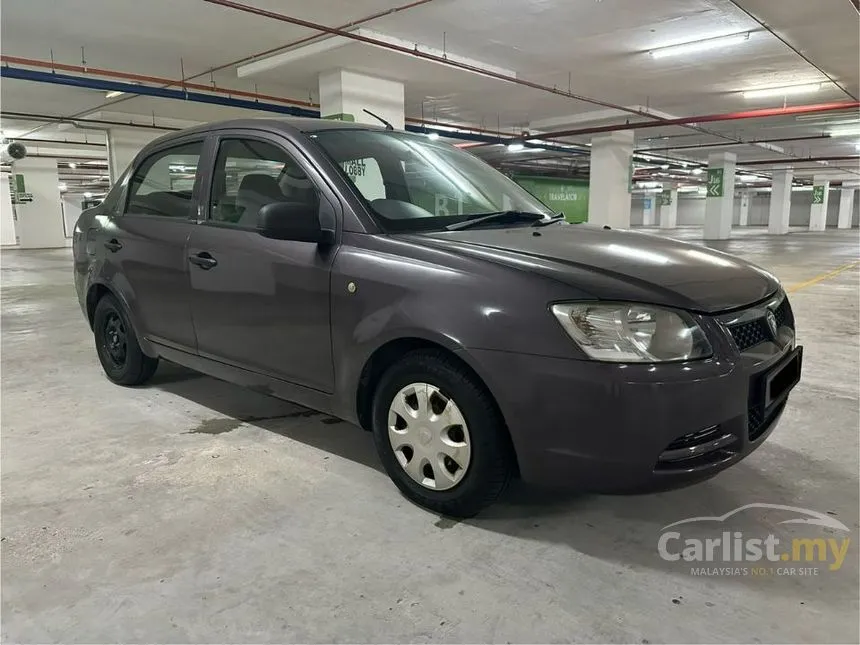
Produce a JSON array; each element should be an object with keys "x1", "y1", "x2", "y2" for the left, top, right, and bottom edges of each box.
[
  {"x1": 106, "y1": 138, "x2": 205, "y2": 351},
  {"x1": 186, "y1": 130, "x2": 338, "y2": 392}
]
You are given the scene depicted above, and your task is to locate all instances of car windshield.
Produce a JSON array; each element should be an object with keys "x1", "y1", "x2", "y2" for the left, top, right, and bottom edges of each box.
[{"x1": 310, "y1": 129, "x2": 553, "y2": 232}]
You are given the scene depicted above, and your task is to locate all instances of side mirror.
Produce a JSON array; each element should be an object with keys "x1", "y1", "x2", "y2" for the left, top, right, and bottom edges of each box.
[{"x1": 257, "y1": 201, "x2": 334, "y2": 244}]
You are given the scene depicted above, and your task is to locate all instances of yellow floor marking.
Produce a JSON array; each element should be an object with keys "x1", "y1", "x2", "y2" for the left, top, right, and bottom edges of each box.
[{"x1": 787, "y1": 260, "x2": 860, "y2": 293}]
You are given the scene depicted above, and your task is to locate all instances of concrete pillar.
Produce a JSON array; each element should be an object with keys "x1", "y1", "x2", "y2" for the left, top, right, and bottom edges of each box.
[
  {"x1": 767, "y1": 168, "x2": 794, "y2": 235},
  {"x1": 703, "y1": 152, "x2": 736, "y2": 240},
  {"x1": 107, "y1": 128, "x2": 163, "y2": 183},
  {"x1": 318, "y1": 69, "x2": 405, "y2": 130},
  {"x1": 738, "y1": 191, "x2": 750, "y2": 226},
  {"x1": 809, "y1": 176, "x2": 830, "y2": 231},
  {"x1": 61, "y1": 194, "x2": 83, "y2": 238},
  {"x1": 837, "y1": 185, "x2": 856, "y2": 229},
  {"x1": 587, "y1": 130, "x2": 634, "y2": 229},
  {"x1": 658, "y1": 186, "x2": 678, "y2": 229},
  {"x1": 0, "y1": 171, "x2": 16, "y2": 245},
  {"x1": 10, "y1": 157, "x2": 66, "y2": 249}
]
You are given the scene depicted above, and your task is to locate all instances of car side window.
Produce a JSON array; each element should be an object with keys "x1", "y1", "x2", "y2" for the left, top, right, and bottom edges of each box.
[
  {"x1": 124, "y1": 141, "x2": 202, "y2": 218},
  {"x1": 209, "y1": 138, "x2": 317, "y2": 227}
]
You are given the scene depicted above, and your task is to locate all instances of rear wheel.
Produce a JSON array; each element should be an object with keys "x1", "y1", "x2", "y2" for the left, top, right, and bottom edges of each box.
[
  {"x1": 93, "y1": 294, "x2": 158, "y2": 386},
  {"x1": 371, "y1": 350, "x2": 513, "y2": 517}
]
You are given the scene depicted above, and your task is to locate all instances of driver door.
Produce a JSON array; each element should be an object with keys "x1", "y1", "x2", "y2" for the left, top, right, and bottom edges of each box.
[{"x1": 186, "y1": 131, "x2": 338, "y2": 393}]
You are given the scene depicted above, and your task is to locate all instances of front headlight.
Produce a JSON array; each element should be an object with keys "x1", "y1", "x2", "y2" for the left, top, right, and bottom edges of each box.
[{"x1": 551, "y1": 302, "x2": 712, "y2": 363}]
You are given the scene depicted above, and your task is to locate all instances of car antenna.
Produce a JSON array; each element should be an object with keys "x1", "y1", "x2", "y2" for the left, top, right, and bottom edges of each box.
[{"x1": 363, "y1": 108, "x2": 394, "y2": 130}]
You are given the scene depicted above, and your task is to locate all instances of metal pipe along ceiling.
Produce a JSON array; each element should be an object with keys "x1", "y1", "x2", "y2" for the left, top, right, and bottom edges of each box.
[
  {"x1": 537, "y1": 102, "x2": 860, "y2": 140},
  {"x1": 200, "y1": 0, "x2": 667, "y2": 123},
  {"x1": 0, "y1": 55, "x2": 518, "y2": 140},
  {"x1": 0, "y1": 66, "x2": 565, "y2": 149}
]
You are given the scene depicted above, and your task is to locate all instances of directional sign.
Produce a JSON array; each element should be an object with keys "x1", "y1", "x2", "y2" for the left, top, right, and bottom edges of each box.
[
  {"x1": 660, "y1": 189, "x2": 672, "y2": 206},
  {"x1": 706, "y1": 168, "x2": 724, "y2": 197},
  {"x1": 812, "y1": 185, "x2": 825, "y2": 204}
]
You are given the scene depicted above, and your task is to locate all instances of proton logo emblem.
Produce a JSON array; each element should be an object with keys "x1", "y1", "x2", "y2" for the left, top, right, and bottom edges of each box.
[{"x1": 765, "y1": 309, "x2": 778, "y2": 338}]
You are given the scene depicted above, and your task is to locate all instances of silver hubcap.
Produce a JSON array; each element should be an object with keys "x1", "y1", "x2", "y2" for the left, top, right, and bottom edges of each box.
[{"x1": 387, "y1": 383, "x2": 471, "y2": 491}]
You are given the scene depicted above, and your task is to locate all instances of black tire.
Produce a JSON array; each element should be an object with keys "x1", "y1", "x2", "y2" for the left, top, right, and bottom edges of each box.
[
  {"x1": 93, "y1": 293, "x2": 158, "y2": 386},
  {"x1": 371, "y1": 349, "x2": 514, "y2": 517}
]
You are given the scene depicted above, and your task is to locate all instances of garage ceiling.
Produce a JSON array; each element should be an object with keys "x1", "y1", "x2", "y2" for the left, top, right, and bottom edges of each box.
[{"x1": 1, "y1": 0, "x2": 858, "y2": 182}]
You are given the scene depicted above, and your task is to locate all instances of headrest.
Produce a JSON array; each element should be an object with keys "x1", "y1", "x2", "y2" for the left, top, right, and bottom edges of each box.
[{"x1": 238, "y1": 173, "x2": 282, "y2": 197}]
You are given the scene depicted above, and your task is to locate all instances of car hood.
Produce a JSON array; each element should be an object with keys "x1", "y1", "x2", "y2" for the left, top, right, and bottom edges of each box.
[{"x1": 399, "y1": 224, "x2": 779, "y2": 313}]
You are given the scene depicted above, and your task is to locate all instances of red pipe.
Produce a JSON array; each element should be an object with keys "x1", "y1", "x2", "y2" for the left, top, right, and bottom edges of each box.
[
  {"x1": 739, "y1": 155, "x2": 860, "y2": 166},
  {"x1": 539, "y1": 103, "x2": 860, "y2": 140},
  {"x1": 635, "y1": 134, "x2": 833, "y2": 152},
  {"x1": 1, "y1": 55, "x2": 507, "y2": 140},
  {"x1": 1, "y1": 55, "x2": 318, "y2": 108}
]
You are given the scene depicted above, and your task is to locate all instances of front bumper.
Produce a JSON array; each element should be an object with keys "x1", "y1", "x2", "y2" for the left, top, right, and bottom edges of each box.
[{"x1": 467, "y1": 340, "x2": 801, "y2": 492}]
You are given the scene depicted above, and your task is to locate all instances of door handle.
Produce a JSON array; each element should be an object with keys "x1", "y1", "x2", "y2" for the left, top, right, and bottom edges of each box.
[
  {"x1": 104, "y1": 239, "x2": 123, "y2": 252},
  {"x1": 189, "y1": 252, "x2": 218, "y2": 270}
]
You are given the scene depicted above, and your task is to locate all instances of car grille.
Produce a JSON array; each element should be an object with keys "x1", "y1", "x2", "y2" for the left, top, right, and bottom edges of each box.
[
  {"x1": 748, "y1": 401, "x2": 786, "y2": 441},
  {"x1": 726, "y1": 295, "x2": 794, "y2": 352}
]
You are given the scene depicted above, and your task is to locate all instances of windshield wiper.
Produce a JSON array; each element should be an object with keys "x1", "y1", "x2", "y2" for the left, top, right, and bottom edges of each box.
[
  {"x1": 445, "y1": 210, "x2": 545, "y2": 231},
  {"x1": 532, "y1": 213, "x2": 565, "y2": 227}
]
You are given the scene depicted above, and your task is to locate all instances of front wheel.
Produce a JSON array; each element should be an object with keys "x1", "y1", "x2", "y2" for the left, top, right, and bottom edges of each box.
[
  {"x1": 93, "y1": 293, "x2": 158, "y2": 386},
  {"x1": 371, "y1": 350, "x2": 514, "y2": 517}
]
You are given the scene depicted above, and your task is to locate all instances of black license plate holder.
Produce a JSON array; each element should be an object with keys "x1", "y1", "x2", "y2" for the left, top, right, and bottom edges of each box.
[{"x1": 765, "y1": 346, "x2": 803, "y2": 409}]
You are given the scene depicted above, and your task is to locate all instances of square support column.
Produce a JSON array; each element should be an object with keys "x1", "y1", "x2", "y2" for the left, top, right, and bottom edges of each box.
[
  {"x1": 319, "y1": 69, "x2": 405, "y2": 130},
  {"x1": 587, "y1": 130, "x2": 633, "y2": 229},
  {"x1": 837, "y1": 184, "x2": 857, "y2": 229},
  {"x1": 658, "y1": 186, "x2": 678, "y2": 229},
  {"x1": 738, "y1": 191, "x2": 750, "y2": 226},
  {"x1": 10, "y1": 157, "x2": 66, "y2": 249},
  {"x1": 809, "y1": 177, "x2": 830, "y2": 231},
  {"x1": 767, "y1": 168, "x2": 794, "y2": 235},
  {"x1": 107, "y1": 128, "x2": 163, "y2": 182},
  {"x1": 703, "y1": 152, "x2": 736, "y2": 240}
]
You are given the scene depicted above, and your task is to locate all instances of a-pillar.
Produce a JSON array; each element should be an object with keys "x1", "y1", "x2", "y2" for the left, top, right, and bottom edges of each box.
[
  {"x1": 809, "y1": 176, "x2": 830, "y2": 231},
  {"x1": 738, "y1": 191, "x2": 750, "y2": 226},
  {"x1": 658, "y1": 186, "x2": 678, "y2": 229},
  {"x1": 318, "y1": 69, "x2": 405, "y2": 130},
  {"x1": 588, "y1": 130, "x2": 634, "y2": 229},
  {"x1": 10, "y1": 157, "x2": 66, "y2": 249},
  {"x1": 703, "y1": 152, "x2": 736, "y2": 240},
  {"x1": 107, "y1": 128, "x2": 164, "y2": 183},
  {"x1": 767, "y1": 168, "x2": 793, "y2": 235},
  {"x1": 837, "y1": 182, "x2": 857, "y2": 229}
]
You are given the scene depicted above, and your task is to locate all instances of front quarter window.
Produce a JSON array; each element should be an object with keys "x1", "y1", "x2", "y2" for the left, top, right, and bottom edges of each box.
[{"x1": 311, "y1": 130, "x2": 551, "y2": 231}]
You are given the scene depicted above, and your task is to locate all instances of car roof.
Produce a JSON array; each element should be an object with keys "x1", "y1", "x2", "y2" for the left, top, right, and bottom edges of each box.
[{"x1": 151, "y1": 116, "x2": 388, "y2": 145}]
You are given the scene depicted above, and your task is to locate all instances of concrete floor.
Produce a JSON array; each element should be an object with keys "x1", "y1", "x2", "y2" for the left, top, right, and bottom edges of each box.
[{"x1": 2, "y1": 228, "x2": 858, "y2": 643}]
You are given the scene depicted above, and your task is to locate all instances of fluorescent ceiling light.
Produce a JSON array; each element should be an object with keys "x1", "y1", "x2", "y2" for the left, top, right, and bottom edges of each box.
[
  {"x1": 691, "y1": 167, "x2": 704, "y2": 175},
  {"x1": 68, "y1": 162, "x2": 76, "y2": 169},
  {"x1": 84, "y1": 192, "x2": 93, "y2": 198},
  {"x1": 507, "y1": 143, "x2": 525, "y2": 152},
  {"x1": 828, "y1": 125, "x2": 860, "y2": 137},
  {"x1": 649, "y1": 32, "x2": 750, "y2": 59},
  {"x1": 58, "y1": 183, "x2": 67, "y2": 191},
  {"x1": 742, "y1": 83, "x2": 822, "y2": 99},
  {"x1": 660, "y1": 164, "x2": 669, "y2": 170},
  {"x1": 105, "y1": 90, "x2": 125, "y2": 99}
]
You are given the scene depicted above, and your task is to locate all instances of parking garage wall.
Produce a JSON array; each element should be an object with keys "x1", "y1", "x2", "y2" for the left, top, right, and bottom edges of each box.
[{"x1": 630, "y1": 191, "x2": 860, "y2": 228}]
